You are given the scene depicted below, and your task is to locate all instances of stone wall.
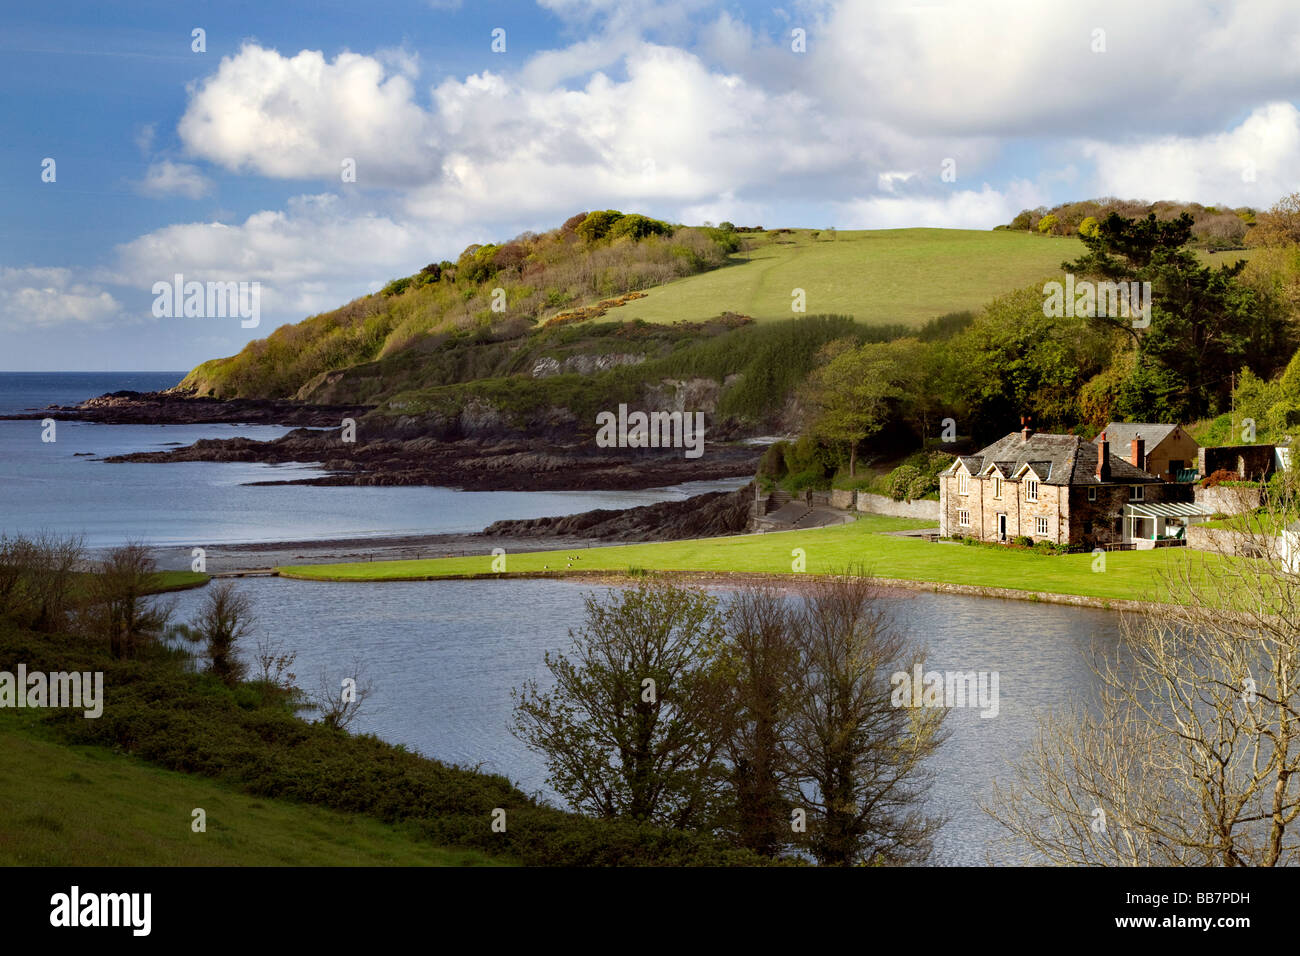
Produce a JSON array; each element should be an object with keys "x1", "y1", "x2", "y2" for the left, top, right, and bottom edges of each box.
[
  {"x1": 830, "y1": 489, "x2": 855, "y2": 510},
  {"x1": 856, "y1": 491, "x2": 939, "y2": 520},
  {"x1": 1200, "y1": 444, "x2": 1275, "y2": 481},
  {"x1": 1194, "y1": 483, "x2": 1261, "y2": 515}
]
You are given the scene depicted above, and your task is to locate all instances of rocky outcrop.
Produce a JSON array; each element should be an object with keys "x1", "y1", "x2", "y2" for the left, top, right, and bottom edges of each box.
[
  {"x1": 0, "y1": 390, "x2": 372, "y2": 427},
  {"x1": 482, "y1": 483, "x2": 756, "y2": 541},
  {"x1": 103, "y1": 431, "x2": 761, "y2": 492},
  {"x1": 531, "y1": 353, "x2": 645, "y2": 378}
]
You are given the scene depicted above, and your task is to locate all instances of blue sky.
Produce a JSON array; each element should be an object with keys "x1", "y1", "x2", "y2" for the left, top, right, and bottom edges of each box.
[{"x1": 3, "y1": 0, "x2": 1299, "y2": 371}]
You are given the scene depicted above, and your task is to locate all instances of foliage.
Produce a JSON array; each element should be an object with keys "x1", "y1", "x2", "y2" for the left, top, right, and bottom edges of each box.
[{"x1": 511, "y1": 583, "x2": 730, "y2": 829}]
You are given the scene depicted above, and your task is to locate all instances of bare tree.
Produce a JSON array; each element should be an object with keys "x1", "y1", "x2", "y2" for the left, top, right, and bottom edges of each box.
[
  {"x1": 984, "y1": 484, "x2": 1300, "y2": 865},
  {"x1": 304, "y1": 656, "x2": 375, "y2": 731},
  {"x1": 180, "y1": 581, "x2": 254, "y2": 686},
  {"x1": 84, "y1": 541, "x2": 171, "y2": 657},
  {"x1": 784, "y1": 571, "x2": 949, "y2": 865},
  {"x1": 251, "y1": 631, "x2": 298, "y2": 692}
]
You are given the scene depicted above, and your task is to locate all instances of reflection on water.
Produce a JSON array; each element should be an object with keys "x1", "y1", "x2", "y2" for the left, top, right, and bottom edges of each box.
[{"x1": 168, "y1": 578, "x2": 1121, "y2": 865}]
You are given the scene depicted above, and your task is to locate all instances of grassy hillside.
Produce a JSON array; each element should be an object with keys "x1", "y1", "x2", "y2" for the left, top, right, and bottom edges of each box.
[
  {"x1": 614, "y1": 228, "x2": 1085, "y2": 326},
  {"x1": 0, "y1": 714, "x2": 502, "y2": 866}
]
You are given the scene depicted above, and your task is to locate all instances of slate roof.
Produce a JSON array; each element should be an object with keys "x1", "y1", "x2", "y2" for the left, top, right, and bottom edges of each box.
[
  {"x1": 1096, "y1": 422, "x2": 1188, "y2": 450},
  {"x1": 950, "y1": 432, "x2": 1161, "y2": 486}
]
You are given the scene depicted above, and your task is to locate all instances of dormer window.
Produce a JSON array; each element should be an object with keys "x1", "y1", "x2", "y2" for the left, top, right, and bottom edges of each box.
[{"x1": 1025, "y1": 478, "x2": 1039, "y2": 502}]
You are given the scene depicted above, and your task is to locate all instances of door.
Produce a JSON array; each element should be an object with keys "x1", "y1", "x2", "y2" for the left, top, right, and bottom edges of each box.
[{"x1": 997, "y1": 513, "x2": 1007, "y2": 542}]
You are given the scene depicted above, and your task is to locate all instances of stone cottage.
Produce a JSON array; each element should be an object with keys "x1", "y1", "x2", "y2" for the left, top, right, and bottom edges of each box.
[
  {"x1": 939, "y1": 422, "x2": 1194, "y2": 548},
  {"x1": 1094, "y1": 422, "x2": 1200, "y2": 481}
]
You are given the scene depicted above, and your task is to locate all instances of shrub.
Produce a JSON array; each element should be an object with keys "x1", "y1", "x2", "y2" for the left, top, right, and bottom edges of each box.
[{"x1": 1202, "y1": 468, "x2": 1241, "y2": 487}]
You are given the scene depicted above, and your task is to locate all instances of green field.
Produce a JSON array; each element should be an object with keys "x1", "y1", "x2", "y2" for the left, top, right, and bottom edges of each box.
[
  {"x1": 606, "y1": 228, "x2": 1255, "y2": 327},
  {"x1": 606, "y1": 229, "x2": 1086, "y2": 326},
  {"x1": 279, "y1": 515, "x2": 1236, "y2": 606},
  {"x1": 0, "y1": 714, "x2": 505, "y2": 866}
]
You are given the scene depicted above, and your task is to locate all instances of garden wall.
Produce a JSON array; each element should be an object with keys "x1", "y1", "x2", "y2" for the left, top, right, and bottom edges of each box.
[{"x1": 855, "y1": 492, "x2": 940, "y2": 521}]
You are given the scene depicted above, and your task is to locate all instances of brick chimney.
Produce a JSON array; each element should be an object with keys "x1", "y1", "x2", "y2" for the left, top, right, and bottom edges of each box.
[
  {"x1": 1096, "y1": 431, "x2": 1111, "y2": 481},
  {"x1": 1130, "y1": 437, "x2": 1144, "y2": 469},
  {"x1": 1020, "y1": 415, "x2": 1033, "y2": 442}
]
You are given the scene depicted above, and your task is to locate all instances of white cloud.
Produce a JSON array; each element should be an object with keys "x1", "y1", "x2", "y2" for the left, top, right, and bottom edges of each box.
[
  {"x1": 1079, "y1": 102, "x2": 1300, "y2": 206},
  {"x1": 178, "y1": 45, "x2": 437, "y2": 184},
  {"x1": 0, "y1": 268, "x2": 121, "y2": 329},
  {"x1": 104, "y1": 194, "x2": 469, "y2": 323},
  {"x1": 137, "y1": 160, "x2": 214, "y2": 199},
  {"x1": 837, "y1": 182, "x2": 1048, "y2": 230}
]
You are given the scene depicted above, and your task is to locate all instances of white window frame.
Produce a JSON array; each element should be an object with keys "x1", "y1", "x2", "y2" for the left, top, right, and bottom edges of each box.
[
  {"x1": 1035, "y1": 516, "x2": 1048, "y2": 535},
  {"x1": 958, "y1": 509, "x2": 971, "y2": 527},
  {"x1": 958, "y1": 470, "x2": 970, "y2": 495},
  {"x1": 1025, "y1": 478, "x2": 1039, "y2": 502},
  {"x1": 993, "y1": 476, "x2": 1003, "y2": 499},
  {"x1": 1130, "y1": 484, "x2": 1144, "y2": 502},
  {"x1": 1088, "y1": 486, "x2": 1097, "y2": 502}
]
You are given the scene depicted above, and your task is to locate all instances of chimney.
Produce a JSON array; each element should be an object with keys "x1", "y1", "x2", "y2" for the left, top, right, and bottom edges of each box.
[
  {"x1": 1020, "y1": 415, "x2": 1033, "y2": 442},
  {"x1": 1130, "y1": 437, "x2": 1144, "y2": 470},
  {"x1": 1096, "y1": 431, "x2": 1111, "y2": 482}
]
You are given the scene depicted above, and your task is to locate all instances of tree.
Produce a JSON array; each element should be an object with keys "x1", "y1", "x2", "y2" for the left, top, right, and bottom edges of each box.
[
  {"x1": 803, "y1": 339, "x2": 910, "y2": 475},
  {"x1": 85, "y1": 542, "x2": 171, "y2": 658},
  {"x1": 1064, "y1": 211, "x2": 1292, "y2": 419},
  {"x1": 511, "y1": 581, "x2": 729, "y2": 828},
  {"x1": 181, "y1": 581, "x2": 254, "y2": 686},
  {"x1": 1247, "y1": 192, "x2": 1300, "y2": 248},
  {"x1": 304, "y1": 656, "x2": 374, "y2": 731},
  {"x1": 717, "y1": 585, "x2": 799, "y2": 856},
  {"x1": 784, "y1": 571, "x2": 949, "y2": 865},
  {"x1": 985, "y1": 487, "x2": 1300, "y2": 865}
]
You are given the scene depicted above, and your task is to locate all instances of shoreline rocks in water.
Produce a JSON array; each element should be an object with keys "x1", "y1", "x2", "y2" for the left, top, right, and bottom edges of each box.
[
  {"x1": 101, "y1": 430, "x2": 760, "y2": 492},
  {"x1": 0, "y1": 389, "x2": 372, "y2": 427},
  {"x1": 13, "y1": 389, "x2": 763, "y2": 492},
  {"x1": 482, "y1": 483, "x2": 755, "y2": 541}
]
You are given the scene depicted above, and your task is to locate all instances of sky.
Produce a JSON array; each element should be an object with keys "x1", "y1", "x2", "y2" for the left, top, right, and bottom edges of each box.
[{"x1": 3, "y1": 0, "x2": 1299, "y2": 371}]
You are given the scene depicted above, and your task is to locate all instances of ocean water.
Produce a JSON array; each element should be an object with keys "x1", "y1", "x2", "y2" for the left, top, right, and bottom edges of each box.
[{"x1": 0, "y1": 372, "x2": 746, "y2": 547}]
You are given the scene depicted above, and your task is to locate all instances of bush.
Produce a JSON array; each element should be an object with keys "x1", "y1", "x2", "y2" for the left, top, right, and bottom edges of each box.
[
  {"x1": 1014, "y1": 535, "x2": 1034, "y2": 547},
  {"x1": 1202, "y1": 468, "x2": 1241, "y2": 487},
  {"x1": 758, "y1": 442, "x2": 788, "y2": 481}
]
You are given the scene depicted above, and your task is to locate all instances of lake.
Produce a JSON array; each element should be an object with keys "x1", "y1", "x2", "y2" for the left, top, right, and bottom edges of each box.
[{"x1": 166, "y1": 576, "x2": 1120, "y2": 865}]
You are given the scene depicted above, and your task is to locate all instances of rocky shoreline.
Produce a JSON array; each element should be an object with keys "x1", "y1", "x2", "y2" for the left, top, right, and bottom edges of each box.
[{"x1": 13, "y1": 389, "x2": 763, "y2": 492}]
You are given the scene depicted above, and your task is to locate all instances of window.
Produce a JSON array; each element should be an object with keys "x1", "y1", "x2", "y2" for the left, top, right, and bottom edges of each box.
[
  {"x1": 1035, "y1": 517, "x2": 1048, "y2": 535},
  {"x1": 1088, "y1": 486, "x2": 1097, "y2": 502},
  {"x1": 1025, "y1": 478, "x2": 1039, "y2": 502},
  {"x1": 958, "y1": 509, "x2": 970, "y2": 527},
  {"x1": 993, "y1": 476, "x2": 1003, "y2": 498},
  {"x1": 1130, "y1": 485, "x2": 1144, "y2": 501},
  {"x1": 958, "y1": 471, "x2": 969, "y2": 495}
]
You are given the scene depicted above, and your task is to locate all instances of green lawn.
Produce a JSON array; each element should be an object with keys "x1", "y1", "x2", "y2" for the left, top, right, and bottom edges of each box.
[
  {"x1": 611, "y1": 228, "x2": 1086, "y2": 327},
  {"x1": 0, "y1": 715, "x2": 506, "y2": 866},
  {"x1": 279, "y1": 515, "x2": 1238, "y2": 606}
]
